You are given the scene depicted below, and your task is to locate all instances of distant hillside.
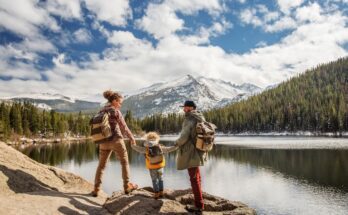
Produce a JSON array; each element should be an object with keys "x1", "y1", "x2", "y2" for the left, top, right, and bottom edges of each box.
[
  {"x1": 205, "y1": 57, "x2": 348, "y2": 133},
  {"x1": 1, "y1": 93, "x2": 101, "y2": 112}
]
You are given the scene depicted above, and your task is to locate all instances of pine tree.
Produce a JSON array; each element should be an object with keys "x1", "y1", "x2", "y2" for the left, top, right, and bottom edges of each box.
[{"x1": 10, "y1": 103, "x2": 23, "y2": 135}]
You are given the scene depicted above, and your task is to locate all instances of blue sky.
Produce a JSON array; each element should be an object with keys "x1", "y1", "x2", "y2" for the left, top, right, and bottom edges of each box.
[{"x1": 0, "y1": 0, "x2": 347, "y2": 100}]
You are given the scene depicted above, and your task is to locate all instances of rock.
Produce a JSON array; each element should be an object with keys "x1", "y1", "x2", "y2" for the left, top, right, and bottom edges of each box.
[
  {"x1": 0, "y1": 141, "x2": 256, "y2": 215},
  {"x1": 104, "y1": 187, "x2": 256, "y2": 215},
  {"x1": 0, "y1": 141, "x2": 109, "y2": 215}
]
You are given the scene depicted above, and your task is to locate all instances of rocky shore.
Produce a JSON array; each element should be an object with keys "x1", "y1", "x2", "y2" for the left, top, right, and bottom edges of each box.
[
  {"x1": 0, "y1": 141, "x2": 256, "y2": 214},
  {"x1": 5, "y1": 136, "x2": 91, "y2": 146}
]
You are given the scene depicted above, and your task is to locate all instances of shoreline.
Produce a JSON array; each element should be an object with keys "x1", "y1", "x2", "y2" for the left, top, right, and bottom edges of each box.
[
  {"x1": 161, "y1": 131, "x2": 348, "y2": 138},
  {"x1": 5, "y1": 136, "x2": 91, "y2": 146}
]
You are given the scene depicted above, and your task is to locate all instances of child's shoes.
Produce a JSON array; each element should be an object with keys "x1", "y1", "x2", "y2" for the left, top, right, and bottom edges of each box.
[{"x1": 154, "y1": 192, "x2": 160, "y2": 199}]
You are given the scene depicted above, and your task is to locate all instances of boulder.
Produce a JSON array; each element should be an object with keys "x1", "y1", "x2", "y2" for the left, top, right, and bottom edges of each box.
[{"x1": 104, "y1": 187, "x2": 256, "y2": 215}]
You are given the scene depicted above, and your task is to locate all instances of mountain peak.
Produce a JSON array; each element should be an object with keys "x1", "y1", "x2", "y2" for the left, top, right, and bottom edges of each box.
[{"x1": 121, "y1": 75, "x2": 264, "y2": 118}]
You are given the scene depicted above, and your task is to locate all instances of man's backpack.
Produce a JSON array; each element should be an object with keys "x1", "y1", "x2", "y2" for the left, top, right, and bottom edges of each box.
[
  {"x1": 195, "y1": 121, "x2": 217, "y2": 152},
  {"x1": 147, "y1": 145, "x2": 164, "y2": 164},
  {"x1": 90, "y1": 111, "x2": 112, "y2": 144}
]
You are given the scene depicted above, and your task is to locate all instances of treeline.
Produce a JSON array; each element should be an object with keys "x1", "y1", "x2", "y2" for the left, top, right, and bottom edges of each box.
[
  {"x1": 139, "y1": 113, "x2": 184, "y2": 134},
  {"x1": 0, "y1": 102, "x2": 90, "y2": 140},
  {"x1": 139, "y1": 57, "x2": 348, "y2": 134}
]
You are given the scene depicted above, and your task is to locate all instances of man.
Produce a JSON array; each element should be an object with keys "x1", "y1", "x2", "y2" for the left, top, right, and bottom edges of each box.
[{"x1": 175, "y1": 100, "x2": 206, "y2": 213}]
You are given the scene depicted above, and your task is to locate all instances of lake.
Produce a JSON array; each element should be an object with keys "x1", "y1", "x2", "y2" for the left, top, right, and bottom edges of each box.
[{"x1": 16, "y1": 136, "x2": 348, "y2": 215}]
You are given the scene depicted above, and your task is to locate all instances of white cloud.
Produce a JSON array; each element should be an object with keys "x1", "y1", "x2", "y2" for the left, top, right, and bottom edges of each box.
[
  {"x1": 106, "y1": 30, "x2": 153, "y2": 58},
  {"x1": 73, "y1": 28, "x2": 92, "y2": 44},
  {"x1": 277, "y1": 0, "x2": 304, "y2": 14},
  {"x1": 19, "y1": 37, "x2": 56, "y2": 53},
  {"x1": 44, "y1": 0, "x2": 82, "y2": 20},
  {"x1": 240, "y1": 5, "x2": 281, "y2": 29},
  {"x1": 240, "y1": 3, "x2": 326, "y2": 33},
  {"x1": 265, "y1": 16, "x2": 297, "y2": 32},
  {"x1": 295, "y1": 3, "x2": 323, "y2": 23},
  {"x1": 181, "y1": 19, "x2": 233, "y2": 45},
  {"x1": 166, "y1": 0, "x2": 224, "y2": 16},
  {"x1": 136, "y1": 3, "x2": 184, "y2": 39},
  {"x1": 0, "y1": 0, "x2": 60, "y2": 36},
  {"x1": 137, "y1": 0, "x2": 226, "y2": 40},
  {"x1": 84, "y1": 0, "x2": 132, "y2": 26},
  {"x1": 240, "y1": 8, "x2": 263, "y2": 26}
]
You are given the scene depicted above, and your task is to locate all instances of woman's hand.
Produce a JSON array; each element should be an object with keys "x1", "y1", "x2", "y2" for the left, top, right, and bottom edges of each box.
[{"x1": 130, "y1": 138, "x2": 136, "y2": 145}]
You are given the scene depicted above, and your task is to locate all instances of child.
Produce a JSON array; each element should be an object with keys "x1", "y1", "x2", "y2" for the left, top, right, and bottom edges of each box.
[{"x1": 131, "y1": 132, "x2": 177, "y2": 199}]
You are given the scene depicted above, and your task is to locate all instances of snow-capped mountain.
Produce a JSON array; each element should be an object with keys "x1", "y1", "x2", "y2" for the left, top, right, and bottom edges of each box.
[
  {"x1": 1, "y1": 93, "x2": 101, "y2": 112},
  {"x1": 121, "y1": 75, "x2": 262, "y2": 118}
]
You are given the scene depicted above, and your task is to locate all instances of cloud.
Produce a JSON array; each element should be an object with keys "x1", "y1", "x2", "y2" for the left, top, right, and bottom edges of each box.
[
  {"x1": 240, "y1": 5, "x2": 281, "y2": 29},
  {"x1": 84, "y1": 0, "x2": 132, "y2": 26},
  {"x1": 73, "y1": 28, "x2": 93, "y2": 44},
  {"x1": 106, "y1": 30, "x2": 153, "y2": 58},
  {"x1": 43, "y1": 0, "x2": 82, "y2": 20},
  {"x1": 0, "y1": 0, "x2": 60, "y2": 36},
  {"x1": 239, "y1": 3, "x2": 328, "y2": 33},
  {"x1": 136, "y1": 3, "x2": 184, "y2": 39},
  {"x1": 265, "y1": 16, "x2": 297, "y2": 32},
  {"x1": 276, "y1": 0, "x2": 304, "y2": 14},
  {"x1": 165, "y1": 0, "x2": 224, "y2": 16},
  {"x1": 295, "y1": 2, "x2": 323, "y2": 23},
  {"x1": 240, "y1": 8, "x2": 263, "y2": 27},
  {"x1": 136, "y1": 0, "x2": 225, "y2": 39},
  {"x1": 180, "y1": 19, "x2": 233, "y2": 45}
]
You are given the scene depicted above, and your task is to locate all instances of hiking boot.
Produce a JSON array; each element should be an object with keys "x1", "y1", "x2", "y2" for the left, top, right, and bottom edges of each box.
[
  {"x1": 124, "y1": 182, "x2": 138, "y2": 194},
  {"x1": 185, "y1": 205, "x2": 203, "y2": 213},
  {"x1": 90, "y1": 190, "x2": 99, "y2": 197}
]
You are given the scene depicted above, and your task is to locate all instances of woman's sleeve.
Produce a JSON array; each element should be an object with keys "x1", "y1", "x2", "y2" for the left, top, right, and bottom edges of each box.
[{"x1": 116, "y1": 110, "x2": 134, "y2": 139}]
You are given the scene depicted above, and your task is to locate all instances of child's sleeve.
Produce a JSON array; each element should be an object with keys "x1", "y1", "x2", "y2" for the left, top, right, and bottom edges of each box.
[
  {"x1": 131, "y1": 144, "x2": 146, "y2": 153},
  {"x1": 161, "y1": 145, "x2": 179, "y2": 153}
]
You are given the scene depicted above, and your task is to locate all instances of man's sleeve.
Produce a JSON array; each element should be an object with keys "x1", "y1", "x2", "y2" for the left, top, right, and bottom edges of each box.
[{"x1": 175, "y1": 121, "x2": 192, "y2": 146}]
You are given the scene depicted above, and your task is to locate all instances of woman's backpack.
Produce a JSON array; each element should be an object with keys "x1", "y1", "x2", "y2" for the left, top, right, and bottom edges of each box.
[
  {"x1": 195, "y1": 121, "x2": 217, "y2": 152},
  {"x1": 90, "y1": 111, "x2": 112, "y2": 143},
  {"x1": 147, "y1": 145, "x2": 164, "y2": 164}
]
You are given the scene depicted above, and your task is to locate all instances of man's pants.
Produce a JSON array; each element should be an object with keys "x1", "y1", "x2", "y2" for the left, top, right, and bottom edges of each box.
[
  {"x1": 188, "y1": 167, "x2": 204, "y2": 209},
  {"x1": 94, "y1": 139, "x2": 130, "y2": 192},
  {"x1": 149, "y1": 168, "x2": 164, "y2": 193}
]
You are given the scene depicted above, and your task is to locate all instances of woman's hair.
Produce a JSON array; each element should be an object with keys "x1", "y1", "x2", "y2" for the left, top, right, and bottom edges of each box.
[
  {"x1": 103, "y1": 90, "x2": 123, "y2": 103},
  {"x1": 145, "y1": 132, "x2": 160, "y2": 141}
]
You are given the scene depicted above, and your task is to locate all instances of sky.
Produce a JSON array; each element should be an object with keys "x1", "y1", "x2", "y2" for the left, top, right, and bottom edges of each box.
[{"x1": 0, "y1": 0, "x2": 347, "y2": 101}]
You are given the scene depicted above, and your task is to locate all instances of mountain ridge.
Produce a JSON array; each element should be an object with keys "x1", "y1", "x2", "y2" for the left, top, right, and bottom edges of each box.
[
  {"x1": 121, "y1": 75, "x2": 262, "y2": 118},
  {"x1": 1, "y1": 76, "x2": 263, "y2": 116}
]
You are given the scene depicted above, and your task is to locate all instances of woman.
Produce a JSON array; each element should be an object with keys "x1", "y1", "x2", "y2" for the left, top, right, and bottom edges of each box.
[{"x1": 92, "y1": 90, "x2": 138, "y2": 197}]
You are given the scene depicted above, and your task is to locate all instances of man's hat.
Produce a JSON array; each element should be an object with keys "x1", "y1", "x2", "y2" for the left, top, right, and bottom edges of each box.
[{"x1": 180, "y1": 100, "x2": 196, "y2": 108}]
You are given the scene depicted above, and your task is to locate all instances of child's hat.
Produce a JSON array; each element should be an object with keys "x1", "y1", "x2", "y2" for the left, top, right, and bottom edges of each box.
[{"x1": 144, "y1": 140, "x2": 158, "y2": 147}]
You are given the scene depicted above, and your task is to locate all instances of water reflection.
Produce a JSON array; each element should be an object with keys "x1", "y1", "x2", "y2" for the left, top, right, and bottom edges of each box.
[
  {"x1": 17, "y1": 140, "x2": 348, "y2": 192},
  {"x1": 212, "y1": 145, "x2": 348, "y2": 191},
  {"x1": 16, "y1": 139, "x2": 348, "y2": 215}
]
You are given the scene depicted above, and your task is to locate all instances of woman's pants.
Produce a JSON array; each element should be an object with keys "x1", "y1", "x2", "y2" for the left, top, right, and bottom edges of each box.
[{"x1": 94, "y1": 139, "x2": 130, "y2": 192}]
